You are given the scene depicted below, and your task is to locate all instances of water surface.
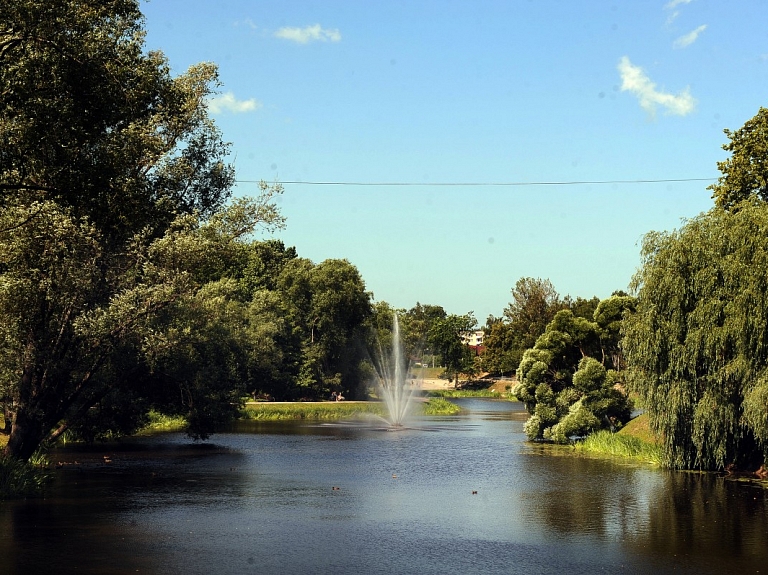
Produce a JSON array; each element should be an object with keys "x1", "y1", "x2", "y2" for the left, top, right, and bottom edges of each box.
[{"x1": 1, "y1": 399, "x2": 765, "y2": 574}]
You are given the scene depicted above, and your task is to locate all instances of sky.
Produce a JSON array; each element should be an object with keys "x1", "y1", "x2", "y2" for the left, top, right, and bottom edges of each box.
[{"x1": 140, "y1": 0, "x2": 768, "y2": 323}]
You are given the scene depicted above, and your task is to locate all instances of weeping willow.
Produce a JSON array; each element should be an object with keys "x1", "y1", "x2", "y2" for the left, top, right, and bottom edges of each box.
[{"x1": 623, "y1": 201, "x2": 768, "y2": 471}]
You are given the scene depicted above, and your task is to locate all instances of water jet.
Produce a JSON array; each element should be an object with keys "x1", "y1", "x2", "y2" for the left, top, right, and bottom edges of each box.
[{"x1": 373, "y1": 314, "x2": 421, "y2": 428}]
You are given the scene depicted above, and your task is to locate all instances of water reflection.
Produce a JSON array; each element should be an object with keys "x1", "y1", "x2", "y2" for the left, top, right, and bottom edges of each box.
[{"x1": 0, "y1": 399, "x2": 765, "y2": 575}]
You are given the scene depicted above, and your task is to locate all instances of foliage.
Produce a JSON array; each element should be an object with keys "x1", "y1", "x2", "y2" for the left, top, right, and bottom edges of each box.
[
  {"x1": 0, "y1": 455, "x2": 52, "y2": 499},
  {"x1": 481, "y1": 321, "x2": 518, "y2": 376},
  {"x1": 422, "y1": 397, "x2": 462, "y2": 415},
  {"x1": 496, "y1": 277, "x2": 565, "y2": 372},
  {"x1": 242, "y1": 402, "x2": 385, "y2": 421},
  {"x1": 399, "y1": 303, "x2": 447, "y2": 364},
  {"x1": 428, "y1": 313, "x2": 477, "y2": 385},
  {"x1": 513, "y1": 305, "x2": 633, "y2": 443},
  {"x1": 709, "y1": 107, "x2": 768, "y2": 211},
  {"x1": 575, "y1": 430, "x2": 663, "y2": 465},
  {"x1": 623, "y1": 202, "x2": 768, "y2": 471},
  {"x1": 426, "y1": 389, "x2": 503, "y2": 398},
  {"x1": 0, "y1": 0, "x2": 290, "y2": 460},
  {"x1": 276, "y1": 258, "x2": 372, "y2": 400}
]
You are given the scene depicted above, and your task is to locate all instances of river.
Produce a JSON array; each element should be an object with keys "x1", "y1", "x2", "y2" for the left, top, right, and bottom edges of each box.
[{"x1": 1, "y1": 398, "x2": 765, "y2": 574}]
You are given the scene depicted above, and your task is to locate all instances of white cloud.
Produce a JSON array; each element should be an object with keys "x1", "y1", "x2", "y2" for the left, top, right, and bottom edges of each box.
[
  {"x1": 664, "y1": 0, "x2": 693, "y2": 9},
  {"x1": 207, "y1": 92, "x2": 261, "y2": 114},
  {"x1": 666, "y1": 10, "x2": 680, "y2": 25},
  {"x1": 235, "y1": 18, "x2": 258, "y2": 30},
  {"x1": 673, "y1": 24, "x2": 707, "y2": 48},
  {"x1": 274, "y1": 24, "x2": 341, "y2": 44},
  {"x1": 617, "y1": 56, "x2": 696, "y2": 117}
]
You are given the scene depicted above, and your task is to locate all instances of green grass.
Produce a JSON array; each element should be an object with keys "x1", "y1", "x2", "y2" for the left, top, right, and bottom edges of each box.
[
  {"x1": 0, "y1": 453, "x2": 52, "y2": 500},
  {"x1": 241, "y1": 398, "x2": 463, "y2": 420},
  {"x1": 427, "y1": 389, "x2": 504, "y2": 399},
  {"x1": 575, "y1": 423, "x2": 663, "y2": 465},
  {"x1": 242, "y1": 401, "x2": 386, "y2": 421},
  {"x1": 136, "y1": 411, "x2": 188, "y2": 434},
  {"x1": 422, "y1": 397, "x2": 462, "y2": 415}
]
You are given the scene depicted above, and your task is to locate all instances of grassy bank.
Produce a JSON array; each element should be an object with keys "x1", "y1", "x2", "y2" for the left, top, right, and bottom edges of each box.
[
  {"x1": 422, "y1": 397, "x2": 462, "y2": 415},
  {"x1": 242, "y1": 398, "x2": 461, "y2": 420},
  {"x1": 0, "y1": 453, "x2": 52, "y2": 500},
  {"x1": 574, "y1": 414, "x2": 663, "y2": 465},
  {"x1": 427, "y1": 389, "x2": 505, "y2": 399},
  {"x1": 136, "y1": 411, "x2": 188, "y2": 435}
]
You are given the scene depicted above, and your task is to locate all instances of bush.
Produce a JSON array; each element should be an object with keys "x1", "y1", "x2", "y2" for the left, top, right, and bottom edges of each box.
[{"x1": 0, "y1": 454, "x2": 52, "y2": 499}]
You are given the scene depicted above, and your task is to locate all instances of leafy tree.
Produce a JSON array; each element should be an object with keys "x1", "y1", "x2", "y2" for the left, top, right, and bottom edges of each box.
[
  {"x1": 0, "y1": 0, "x2": 285, "y2": 460},
  {"x1": 481, "y1": 321, "x2": 518, "y2": 376},
  {"x1": 513, "y1": 308, "x2": 632, "y2": 443},
  {"x1": 399, "y1": 303, "x2": 447, "y2": 363},
  {"x1": 623, "y1": 202, "x2": 768, "y2": 471},
  {"x1": 428, "y1": 313, "x2": 477, "y2": 385},
  {"x1": 503, "y1": 277, "x2": 564, "y2": 370},
  {"x1": 709, "y1": 107, "x2": 768, "y2": 211},
  {"x1": 565, "y1": 295, "x2": 601, "y2": 320},
  {"x1": 593, "y1": 295, "x2": 636, "y2": 369},
  {"x1": 276, "y1": 258, "x2": 372, "y2": 399},
  {"x1": 0, "y1": 1, "x2": 232, "y2": 239}
]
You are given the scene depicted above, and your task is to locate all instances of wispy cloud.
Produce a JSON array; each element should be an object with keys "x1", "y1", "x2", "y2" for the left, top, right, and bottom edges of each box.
[
  {"x1": 673, "y1": 24, "x2": 707, "y2": 48},
  {"x1": 665, "y1": 0, "x2": 693, "y2": 9},
  {"x1": 207, "y1": 92, "x2": 261, "y2": 114},
  {"x1": 235, "y1": 18, "x2": 258, "y2": 30},
  {"x1": 664, "y1": 0, "x2": 693, "y2": 25},
  {"x1": 617, "y1": 56, "x2": 696, "y2": 117},
  {"x1": 274, "y1": 24, "x2": 341, "y2": 44}
]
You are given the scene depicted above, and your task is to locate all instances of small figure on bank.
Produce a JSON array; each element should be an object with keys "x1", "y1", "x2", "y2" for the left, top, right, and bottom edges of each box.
[{"x1": 331, "y1": 391, "x2": 337, "y2": 401}]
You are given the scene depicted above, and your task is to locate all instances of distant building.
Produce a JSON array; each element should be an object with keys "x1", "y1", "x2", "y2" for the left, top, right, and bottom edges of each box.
[{"x1": 461, "y1": 330, "x2": 485, "y2": 355}]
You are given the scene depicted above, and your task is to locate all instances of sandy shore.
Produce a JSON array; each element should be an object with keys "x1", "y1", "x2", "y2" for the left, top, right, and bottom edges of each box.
[{"x1": 419, "y1": 378, "x2": 456, "y2": 390}]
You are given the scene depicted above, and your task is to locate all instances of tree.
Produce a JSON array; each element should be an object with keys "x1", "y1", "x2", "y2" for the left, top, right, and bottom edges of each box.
[
  {"x1": 0, "y1": 1, "x2": 233, "y2": 238},
  {"x1": 481, "y1": 321, "x2": 518, "y2": 376},
  {"x1": 276, "y1": 258, "x2": 372, "y2": 399},
  {"x1": 0, "y1": 1, "x2": 285, "y2": 460},
  {"x1": 709, "y1": 107, "x2": 768, "y2": 211},
  {"x1": 502, "y1": 277, "x2": 564, "y2": 370},
  {"x1": 428, "y1": 313, "x2": 477, "y2": 385},
  {"x1": 399, "y1": 303, "x2": 447, "y2": 364},
  {"x1": 623, "y1": 202, "x2": 768, "y2": 471},
  {"x1": 513, "y1": 307, "x2": 632, "y2": 443}
]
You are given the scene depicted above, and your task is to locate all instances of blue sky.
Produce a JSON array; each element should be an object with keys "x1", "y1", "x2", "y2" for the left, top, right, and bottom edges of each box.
[{"x1": 141, "y1": 0, "x2": 768, "y2": 323}]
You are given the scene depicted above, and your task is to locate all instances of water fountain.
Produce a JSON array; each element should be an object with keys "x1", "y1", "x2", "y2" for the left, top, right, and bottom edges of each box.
[{"x1": 373, "y1": 314, "x2": 420, "y2": 427}]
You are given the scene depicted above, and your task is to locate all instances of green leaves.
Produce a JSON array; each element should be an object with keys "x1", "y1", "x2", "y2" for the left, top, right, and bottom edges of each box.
[
  {"x1": 513, "y1": 306, "x2": 632, "y2": 444},
  {"x1": 710, "y1": 107, "x2": 768, "y2": 211},
  {"x1": 624, "y1": 202, "x2": 768, "y2": 470}
]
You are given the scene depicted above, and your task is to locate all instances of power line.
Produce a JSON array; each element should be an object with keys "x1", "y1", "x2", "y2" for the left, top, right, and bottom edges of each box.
[{"x1": 235, "y1": 177, "x2": 716, "y2": 187}]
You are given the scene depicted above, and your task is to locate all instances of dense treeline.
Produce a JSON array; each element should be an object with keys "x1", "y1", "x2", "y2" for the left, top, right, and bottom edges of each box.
[
  {"x1": 0, "y1": 0, "x2": 379, "y2": 461},
  {"x1": 3, "y1": 0, "x2": 768, "y2": 479}
]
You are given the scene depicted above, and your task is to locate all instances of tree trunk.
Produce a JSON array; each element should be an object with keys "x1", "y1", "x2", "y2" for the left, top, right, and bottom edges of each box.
[{"x1": 3, "y1": 407, "x2": 48, "y2": 462}]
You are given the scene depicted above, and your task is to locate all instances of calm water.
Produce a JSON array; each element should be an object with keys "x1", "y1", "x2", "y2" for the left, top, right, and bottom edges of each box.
[{"x1": 1, "y1": 399, "x2": 766, "y2": 575}]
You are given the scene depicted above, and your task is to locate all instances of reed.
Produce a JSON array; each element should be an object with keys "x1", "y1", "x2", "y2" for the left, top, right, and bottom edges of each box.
[
  {"x1": 138, "y1": 411, "x2": 188, "y2": 434},
  {"x1": 242, "y1": 399, "x2": 462, "y2": 420},
  {"x1": 575, "y1": 429, "x2": 663, "y2": 465},
  {"x1": 422, "y1": 397, "x2": 462, "y2": 415},
  {"x1": 241, "y1": 402, "x2": 385, "y2": 421},
  {"x1": 427, "y1": 389, "x2": 505, "y2": 399},
  {"x1": 0, "y1": 454, "x2": 52, "y2": 499}
]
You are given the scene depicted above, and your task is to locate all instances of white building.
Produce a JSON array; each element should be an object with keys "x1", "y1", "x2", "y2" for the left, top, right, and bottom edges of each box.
[{"x1": 460, "y1": 330, "x2": 484, "y2": 347}]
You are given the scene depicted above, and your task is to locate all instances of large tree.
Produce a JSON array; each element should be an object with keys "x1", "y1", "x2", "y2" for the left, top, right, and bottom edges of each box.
[
  {"x1": 623, "y1": 202, "x2": 768, "y2": 471},
  {"x1": 0, "y1": 1, "x2": 284, "y2": 460},
  {"x1": 513, "y1": 306, "x2": 632, "y2": 443},
  {"x1": 709, "y1": 107, "x2": 768, "y2": 211},
  {"x1": 428, "y1": 313, "x2": 477, "y2": 385},
  {"x1": 501, "y1": 277, "x2": 564, "y2": 370},
  {"x1": 276, "y1": 258, "x2": 372, "y2": 399}
]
